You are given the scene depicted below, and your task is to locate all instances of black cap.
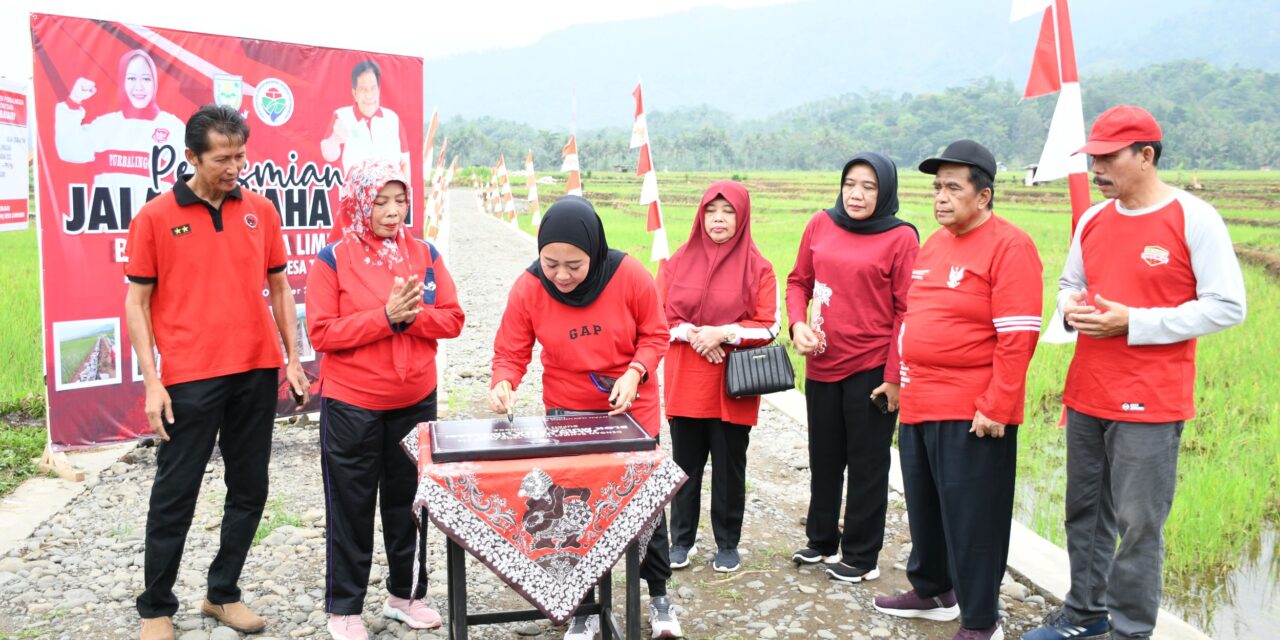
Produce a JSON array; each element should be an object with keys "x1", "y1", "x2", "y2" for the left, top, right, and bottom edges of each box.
[{"x1": 918, "y1": 140, "x2": 997, "y2": 180}]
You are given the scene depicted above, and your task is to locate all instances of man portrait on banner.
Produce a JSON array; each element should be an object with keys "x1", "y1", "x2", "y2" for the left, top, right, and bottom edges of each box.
[
  {"x1": 320, "y1": 59, "x2": 412, "y2": 178},
  {"x1": 54, "y1": 49, "x2": 186, "y2": 208}
]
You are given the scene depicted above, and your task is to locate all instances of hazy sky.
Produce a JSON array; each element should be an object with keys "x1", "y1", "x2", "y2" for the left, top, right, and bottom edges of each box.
[{"x1": 0, "y1": 0, "x2": 795, "y2": 83}]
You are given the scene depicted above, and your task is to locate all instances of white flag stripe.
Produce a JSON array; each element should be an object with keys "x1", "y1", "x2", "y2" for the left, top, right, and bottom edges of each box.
[
  {"x1": 1010, "y1": 0, "x2": 1051, "y2": 22},
  {"x1": 1033, "y1": 83, "x2": 1089, "y2": 183},
  {"x1": 561, "y1": 153, "x2": 579, "y2": 173},
  {"x1": 997, "y1": 326, "x2": 1044, "y2": 333},
  {"x1": 640, "y1": 171, "x2": 660, "y2": 204},
  {"x1": 630, "y1": 113, "x2": 649, "y2": 149}
]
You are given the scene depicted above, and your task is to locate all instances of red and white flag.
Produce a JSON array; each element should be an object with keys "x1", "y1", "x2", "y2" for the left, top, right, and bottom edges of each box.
[
  {"x1": 423, "y1": 109, "x2": 439, "y2": 184},
  {"x1": 425, "y1": 137, "x2": 447, "y2": 241},
  {"x1": 562, "y1": 135, "x2": 583, "y2": 196},
  {"x1": 526, "y1": 150, "x2": 542, "y2": 229},
  {"x1": 1016, "y1": 0, "x2": 1090, "y2": 230},
  {"x1": 631, "y1": 83, "x2": 668, "y2": 263},
  {"x1": 1015, "y1": 0, "x2": 1086, "y2": 344},
  {"x1": 497, "y1": 155, "x2": 517, "y2": 226}
]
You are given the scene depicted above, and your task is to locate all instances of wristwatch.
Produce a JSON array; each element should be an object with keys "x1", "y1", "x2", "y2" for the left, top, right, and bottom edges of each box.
[
  {"x1": 721, "y1": 329, "x2": 737, "y2": 344},
  {"x1": 627, "y1": 361, "x2": 648, "y2": 382}
]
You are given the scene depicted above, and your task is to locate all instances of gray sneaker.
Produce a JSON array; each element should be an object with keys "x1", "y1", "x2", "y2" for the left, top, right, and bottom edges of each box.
[
  {"x1": 712, "y1": 548, "x2": 740, "y2": 572},
  {"x1": 648, "y1": 596, "x2": 683, "y2": 638},
  {"x1": 669, "y1": 543, "x2": 696, "y2": 569},
  {"x1": 564, "y1": 614, "x2": 599, "y2": 640}
]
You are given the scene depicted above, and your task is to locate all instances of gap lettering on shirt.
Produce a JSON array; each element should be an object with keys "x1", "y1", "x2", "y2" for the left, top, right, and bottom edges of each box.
[{"x1": 569, "y1": 324, "x2": 603, "y2": 340}]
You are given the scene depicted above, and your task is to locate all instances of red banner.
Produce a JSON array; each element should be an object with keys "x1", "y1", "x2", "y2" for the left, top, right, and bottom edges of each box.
[
  {"x1": 31, "y1": 13, "x2": 424, "y2": 449},
  {"x1": 0, "y1": 82, "x2": 28, "y2": 232}
]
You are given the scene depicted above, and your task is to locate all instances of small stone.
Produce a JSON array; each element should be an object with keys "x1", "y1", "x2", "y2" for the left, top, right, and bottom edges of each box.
[
  {"x1": 515, "y1": 622, "x2": 542, "y2": 636},
  {"x1": 760, "y1": 627, "x2": 778, "y2": 639},
  {"x1": 818, "y1": 632, "x2": 837, "y2": 640},
  {"x1": 179, "y1": 632, "x2": 210, "y2": 640},
  {"x1": 177, "y1": 618, "x2": 204, "y2": 631},
  {"x1": 869, "y1": 628, "x2": 891, "y2": 638},
  {"x1": 289, "y1": 625, "x2": 316, "y2": 637},
  {"x1": 210, "y1": 627, "x2": 240, "y2": 640},
  {"x1": 797, "y1": 585, "x2": 817, "y2": 594},
  {"x1": 1026, "y1": 595, "x2": 1046, "y2": 607},
  {"x1": 1000, "y1": 582, "x2": 1029, "y2": 602},
  {"x1": 756, "y1": 598, "x2": 786, "y2": 615}
]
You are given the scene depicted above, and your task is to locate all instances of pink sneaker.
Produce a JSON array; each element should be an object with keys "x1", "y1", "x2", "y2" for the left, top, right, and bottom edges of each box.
[
  {"x1": 383, "y1": 595, "x2": 443, "y2": 630},
  {"x1": 327, "y1": 614, "x2": 368, "y2": 640}
]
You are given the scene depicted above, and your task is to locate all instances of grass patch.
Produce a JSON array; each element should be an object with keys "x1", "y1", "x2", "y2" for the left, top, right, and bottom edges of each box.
[
  {"x1": 0, "y1": 421, "x2": 46, "y2": 497},
  {"x1": 252, "y1": 495, "x2": 304, "y2": 545},
  {"x1": 0, "y1": 227, "x2": 44, "y2": 416}
]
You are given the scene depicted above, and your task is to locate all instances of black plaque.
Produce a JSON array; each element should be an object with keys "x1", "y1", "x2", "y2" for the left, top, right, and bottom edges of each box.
[{"x1": 429, "y1": 413, "x2": 655, "y2": 463}]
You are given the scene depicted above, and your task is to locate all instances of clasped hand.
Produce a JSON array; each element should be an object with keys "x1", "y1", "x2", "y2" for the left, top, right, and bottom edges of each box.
[{"x1": 385, "y1": 276, "x2": 424, "y2": 324}]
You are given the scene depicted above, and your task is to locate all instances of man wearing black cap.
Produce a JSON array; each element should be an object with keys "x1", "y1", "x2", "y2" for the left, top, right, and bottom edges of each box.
[
  {"x1": 1025, "y1": 106, "x2": 1246, "y2": 640},
  {"x1": 873, "y1": 140, "x2": 1043, "y2": 640}
]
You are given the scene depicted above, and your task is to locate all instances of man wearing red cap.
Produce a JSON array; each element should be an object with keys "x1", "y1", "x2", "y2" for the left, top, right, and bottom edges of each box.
[{"x1": 1025, "y1": 106, "x2": 1247, "y2": 640}]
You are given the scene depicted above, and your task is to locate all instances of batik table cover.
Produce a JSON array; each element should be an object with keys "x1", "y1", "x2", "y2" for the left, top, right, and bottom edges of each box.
[{"x1": 402, "y1": 425, "x2": 686, "y2": 624}]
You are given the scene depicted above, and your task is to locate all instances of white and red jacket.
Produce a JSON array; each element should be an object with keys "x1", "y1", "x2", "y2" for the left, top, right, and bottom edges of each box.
[
  {"x1": 899, "y1": 215, "x2": 1044, "y2": 425},
  {"x1": 54, "y1": 102, "x2": 184, "y2": 194},
  {"x1": 1059, "y1": 189, "x2": 1246, "y2": 422},
  {"x1": 326, "y1": 105, "x2": 410, "y2": 173}
]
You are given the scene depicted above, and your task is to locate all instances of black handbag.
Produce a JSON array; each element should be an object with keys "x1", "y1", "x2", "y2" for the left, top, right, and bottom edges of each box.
[{"x1": 724, "y1": 327, "x2": 795, "y2": 398}]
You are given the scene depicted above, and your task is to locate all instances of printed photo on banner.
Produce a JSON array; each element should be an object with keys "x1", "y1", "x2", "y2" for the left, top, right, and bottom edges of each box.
[
  {"x1": 53, "y1": 318, "x2": 122, "y2": 391},
  {"x1": 295, "y1": 303, "x2": 315, "y2": 363},
  {"x1": 321, "y1": 60, "x2": 412, "y2": 179},
  {"x1": 130, "y1": 345, "x2": 162, "y2": 383}
]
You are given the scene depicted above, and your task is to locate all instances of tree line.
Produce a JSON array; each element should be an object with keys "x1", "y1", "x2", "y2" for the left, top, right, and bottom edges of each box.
[{"x1": 442, "y1": 60, "x2": 1279, "y2": 173}]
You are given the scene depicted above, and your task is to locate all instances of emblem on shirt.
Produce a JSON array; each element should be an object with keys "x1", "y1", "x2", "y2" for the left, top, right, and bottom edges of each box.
[
  {"x1": 1122, "y1": 402, "x2": 1146, "y2": 412},
  {"x1": 213, "y1": 74, "x2": 244, "y2": 111},
  {"x1": 170, "y1": 224, "x2": 192, "y2": 237},
  {"x1": 1141, "y1": 245, "x2": 1170, "y2": 267},
  {"x1": 911, "y1": 269, "x2": 929, "y2": 281},
  {"x1": 244, "y1": 213, "x2": 259, "y2": 230},
  {"x1": 152, "y1": 128, "x2": 170, "y2": 144},
  {"x1": 252, "y1": 77, "x2": 295, "y2": 127},
  {"x1": 947, "y1": 266, "x2": 966, "y2": 289}
]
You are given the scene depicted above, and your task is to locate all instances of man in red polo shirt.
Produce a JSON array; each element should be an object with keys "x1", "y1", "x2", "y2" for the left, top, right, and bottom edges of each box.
[
  {"x1": 124, "y1": 104, "x2": 309, "y2": 640},
  {"x1": 874, "y1": 140, "x2": 1043, "y2": 640},
  {"x1": 1025, "y1": 106, "x2": 1246, "y2": 640}
]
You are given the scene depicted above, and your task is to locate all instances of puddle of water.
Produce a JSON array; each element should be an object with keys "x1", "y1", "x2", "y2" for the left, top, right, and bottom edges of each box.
[{"x1": 1165, "y1": 530, "x2": 1280, "y2": 640}]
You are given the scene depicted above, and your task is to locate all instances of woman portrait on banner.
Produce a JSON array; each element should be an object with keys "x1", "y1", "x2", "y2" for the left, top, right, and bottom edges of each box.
[
  {"x1": 54, "y1": 49, "x2": 186, "y2": 207},
  {"x1": 660, "y1": 180, "x2": 778, "y2": 575},
  {"x1": 305, "y1": 159, "x2": 464, "y2": 639},
  {"x1": 487, "y1": 196, "x2": 684, "y2": 639},
  {"x1": 786, "y1": 152, "x2": 919, "y2": 583}
]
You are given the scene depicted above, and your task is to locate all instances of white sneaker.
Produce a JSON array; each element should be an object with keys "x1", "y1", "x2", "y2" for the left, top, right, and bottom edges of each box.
[
  {"x1": 648, "y1": 596, "x2": 683, "y2": 638},
  {"x1": 564, "y1": 614, "x2": 600, "y2": 640}
]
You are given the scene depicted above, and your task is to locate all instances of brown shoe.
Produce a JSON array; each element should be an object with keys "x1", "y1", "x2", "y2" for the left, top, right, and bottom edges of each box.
[
  {"x1": 139, "y1": 617, "x2": 175, "y2": 640},
  {"x1": 201, "y1": 599, "x2": 267, "y2": 633}
]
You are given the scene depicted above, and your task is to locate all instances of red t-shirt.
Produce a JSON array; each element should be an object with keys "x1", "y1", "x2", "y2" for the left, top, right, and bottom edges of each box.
[
  {"x1": 899, "y1": 215, "x2": 1043, "y2": 425},
  {"x1": 307, "y1": 239, "x2": 465, "y2": 410},
  {"x1": 785, "y1": 212, "x2": 918, "y2": 383},
  {"x1": 660, "y1": 267, "x2": 779, "y2": 427},
  {"x1": 125, "y1": 182, "x2": 287, "y2": 386},
  {"x1": 1064, "y1": 198, "x2": 1200, "y2": 422},
  {"x1": 492, "y1": 256, "x2": 669, "y2": 436}
]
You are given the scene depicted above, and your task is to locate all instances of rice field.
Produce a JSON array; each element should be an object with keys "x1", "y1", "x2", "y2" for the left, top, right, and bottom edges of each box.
[{"x1": 497, "y1": 167, "x2": 1280, "y2": 633}]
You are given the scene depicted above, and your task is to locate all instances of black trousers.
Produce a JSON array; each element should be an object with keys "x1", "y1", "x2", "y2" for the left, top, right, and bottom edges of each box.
[
  {"x1": 899, "y1": 420, "x2": 1018, "y2": 630},
  {"x1": 803, "y1": 367, "x2": 897, "y2": 569},
  {"x1": 668, "y1": 417, "x2": 752, "y2": 551},
  {"x1": 136, "y1": 368, "x2": 278, "y2": 619},
  {"x1": 320, "y1": 393, "x2": 435, "y2": 615}
]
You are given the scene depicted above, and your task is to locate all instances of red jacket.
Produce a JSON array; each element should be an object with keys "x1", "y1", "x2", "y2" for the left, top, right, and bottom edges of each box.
[
  {"x1": 307, "y1": 239, "x2": 465, "y2": 410},
  {"x1": 492, "y1": 256, "x2": 669, "y2": 436},
  {"x1": 660, "y1": 267, "x2": 779, "y2": 426}
]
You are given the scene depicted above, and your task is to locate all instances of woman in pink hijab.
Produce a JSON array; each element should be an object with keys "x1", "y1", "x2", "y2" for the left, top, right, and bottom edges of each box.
[{"x1": 306, "y1": 159, "x2": 465, "y2": 639}]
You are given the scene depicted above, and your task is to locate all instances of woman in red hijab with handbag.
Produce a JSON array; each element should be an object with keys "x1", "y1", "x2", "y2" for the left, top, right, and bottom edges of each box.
[
  {"x1": 660, "y1": 180, "x2": 778, "y2": 574},
  {"x1": 306, "y1": 159, "x2": 465, "y2": 640}
]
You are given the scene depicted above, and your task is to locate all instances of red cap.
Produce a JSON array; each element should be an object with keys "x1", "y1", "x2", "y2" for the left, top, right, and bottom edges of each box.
[{"x1": 1075, "y1": 105, "x2": 1163, "y2": 156}]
